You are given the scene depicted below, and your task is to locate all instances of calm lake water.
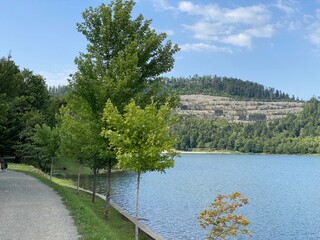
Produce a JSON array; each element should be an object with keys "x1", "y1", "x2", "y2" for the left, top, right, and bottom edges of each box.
[{"x1": 77, "y1": 154, "x2": 320, "y2": 240}]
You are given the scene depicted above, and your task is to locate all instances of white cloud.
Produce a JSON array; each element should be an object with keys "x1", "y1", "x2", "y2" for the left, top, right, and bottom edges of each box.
[
  {"x1": 308, "y1": 21, "x2": 320, "y2": 46},
  {"x1": 156, "y1": 1, "x2": 320, "y2": 51},
  {"x1": 39, "y1": 68, "x2": 75, "y2": 86},
  {"x1": 178, "y1": 1, "x2": 270, "y2": 25},
  {"x1": 245, "y1": 24, "x2": 275, "y2": 38},
  {"x1": 180, "y1": 43, "x2": 232, "y2": 53},
  {"x1": 273, "y1": 0, "x2": 296, "y2": 14},
  {"x1": 153, "y1": 0, "x2": 175, "y2": 11},
  {"x1": 183, "y1": 21, "x2": 233, "y2": 41},
  {"x1": 223, "y1": 5, "x2": 271, "y2": 25},
  {"x1": 286, "y1": 21, "x2": 302, "y2": 31},
  {"x1": 163, "y1": 29, "x2": 175, "y2": 36},
  {"x1": 221, "y1": 34, "x2": 252, "y2": 48},
  {"x1": 306, "y1": 9, "x2": 320, "y2": 48},
  {"x1": 177, "y1": 1, "x2": 274, "y2": 49}
]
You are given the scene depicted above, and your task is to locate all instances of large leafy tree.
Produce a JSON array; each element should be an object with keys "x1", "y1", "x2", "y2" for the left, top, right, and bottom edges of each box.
[
  {"x1": 0, "y1": 55, "x2": 23, "y2": 99},
  {"x1": 102, "y1": 100, "x2": 177, "y2": 240},
  {"x1": 0, "y1": 56, "x2": 50, "y2": 158},
  {"x1": 68, "y1": 0, "x2": 179, "y2": 219}
]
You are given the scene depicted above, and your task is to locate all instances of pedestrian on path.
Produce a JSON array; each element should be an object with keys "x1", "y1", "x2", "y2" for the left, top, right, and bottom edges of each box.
[
  {"x1": 4, "y1": 160, "x2": 7, "y2": 171},
  {"x1": 0, "y1": 158, "x2": 7, "y2": 172},
  {"x1": 0, "y1": 158, "x2": 4, "y2": 172}
]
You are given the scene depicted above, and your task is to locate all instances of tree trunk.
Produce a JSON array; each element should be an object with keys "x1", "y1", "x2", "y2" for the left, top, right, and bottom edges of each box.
[
  {"x1": 77, "y1": 163, "x2": 81, "y2": 195},
  {"x1": 50, "y1": 157, "x2": 54, "y2": 180},
  {"x1": 92, "y1": 169, "x2": 97, "y2": 203},
  {"x1": 104, "y1": 159, "x2": 112, "y2": 220},
  {"x1": 135, "y1": 172, "x2": 141, "y2": 240}
]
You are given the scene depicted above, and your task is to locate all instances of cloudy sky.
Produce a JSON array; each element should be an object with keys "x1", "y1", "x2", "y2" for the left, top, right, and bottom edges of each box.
[{"x1": 1, "y1": 0, "x2": 320, "y2": 99}]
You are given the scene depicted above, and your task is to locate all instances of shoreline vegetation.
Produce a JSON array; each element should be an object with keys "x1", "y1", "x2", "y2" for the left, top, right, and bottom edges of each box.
[
  {"x1": 176, "y1": 149, "x2": 320, "y2": 156},
  {"x1": 9, "y1": 163, "x2": 149, "y2": 240},
  {"x1": 177, "y1": 149, "x2": 238, "y2": 154}
]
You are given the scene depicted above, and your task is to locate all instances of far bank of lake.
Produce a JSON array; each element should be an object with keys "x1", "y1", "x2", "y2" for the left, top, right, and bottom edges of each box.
[{"x1": 76, "y1": 154, "x2": 320, "y2": 240}]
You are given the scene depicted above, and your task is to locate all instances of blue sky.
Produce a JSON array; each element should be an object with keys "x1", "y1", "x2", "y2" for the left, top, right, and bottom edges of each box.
[{"x1": 1, "y1": 0, "x2": 320, "y2": 100}]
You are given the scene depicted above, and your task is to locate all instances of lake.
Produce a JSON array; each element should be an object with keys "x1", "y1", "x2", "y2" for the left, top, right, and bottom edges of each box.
[{"x1": 77, "y1": 154, "x2": 320, "y2": 240}]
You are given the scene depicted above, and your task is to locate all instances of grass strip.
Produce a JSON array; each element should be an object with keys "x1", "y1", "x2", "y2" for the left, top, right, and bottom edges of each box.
[{"x1": 10, "y1": 163, "x2": 147, "y2": 240}]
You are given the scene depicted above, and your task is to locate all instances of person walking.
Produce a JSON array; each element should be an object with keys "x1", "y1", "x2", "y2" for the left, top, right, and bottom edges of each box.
[
  {"x1": 3, "y1": 160, "x2": 7, "y2": 171},
  {"x1": 0, "y1": 158, "x2": 4, "y2": 172}
]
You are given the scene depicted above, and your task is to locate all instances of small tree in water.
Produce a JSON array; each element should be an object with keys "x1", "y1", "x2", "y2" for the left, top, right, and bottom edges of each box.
[{"x1": 198, "y1": 192, "x2": 251, "y2": 240}]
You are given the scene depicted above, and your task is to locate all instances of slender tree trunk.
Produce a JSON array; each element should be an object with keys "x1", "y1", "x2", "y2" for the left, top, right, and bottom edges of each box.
[
  {"x1": 50, "y1": 157, "x2": 54, "y2": 180},
  {"x1": 135, "y1": 172, "x2": 141, "y2": 240},
  {"x1": 105, "y1": 159, "x2": 112, "y2": 220},
  {"x1": 77, "y1": 163, "x2": 81, "y2": 195},
  {"x1": 92, "y1": 169, "x2": 97, "y2": 203}
]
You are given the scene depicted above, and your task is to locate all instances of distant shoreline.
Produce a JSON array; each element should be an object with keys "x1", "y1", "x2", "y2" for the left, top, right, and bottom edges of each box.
[
  {"x1": 174, "y1": 150, "x2": 320, "y2": 156},
  {"x1": 175, "y1": 150, "x2": 239, "y2": 155}
]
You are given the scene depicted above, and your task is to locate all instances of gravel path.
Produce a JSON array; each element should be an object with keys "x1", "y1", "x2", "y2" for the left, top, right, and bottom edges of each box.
[{"x1": 0, "y1": 170, "x2": 79, "y2": 240}]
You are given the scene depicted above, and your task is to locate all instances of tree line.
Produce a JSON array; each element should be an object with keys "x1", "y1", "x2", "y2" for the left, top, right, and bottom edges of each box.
[
  {"x1": 0, "y1": 1, "x2": 178, "y2": 240},
  {"x1": 0, "y1": 55, "x2": 64, "y2": 164},
  {"x1": 164, "y1": 75, "x2": 297, "y2": 101},
  {"x1": 171, "y1": 98, "x2": 320, "y2": 154}
]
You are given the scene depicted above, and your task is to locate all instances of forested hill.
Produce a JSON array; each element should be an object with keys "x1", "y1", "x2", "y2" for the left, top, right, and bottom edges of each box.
[
  {"x1": 171, "y1": 98, "x2": 320, "y2": 154},
  {"x1": 164, "y1": 75, "x2": 297, "y2": 101}
]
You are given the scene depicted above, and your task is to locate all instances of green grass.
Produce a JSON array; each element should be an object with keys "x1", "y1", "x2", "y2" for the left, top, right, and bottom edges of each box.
[
  {"x1": 10, "y1": 164, "x2": 148, "y2": 240},
  {"x1": 54, "y1": 157, "x2": 92, "y2": 175}
]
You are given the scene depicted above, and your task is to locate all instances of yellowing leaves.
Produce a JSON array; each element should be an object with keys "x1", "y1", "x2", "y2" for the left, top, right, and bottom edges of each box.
[{"x1": 198, "y1": 192, "x2": 251, "y2": 240}]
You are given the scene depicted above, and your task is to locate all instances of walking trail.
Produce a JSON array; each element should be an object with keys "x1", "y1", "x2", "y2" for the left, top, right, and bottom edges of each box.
[{"x1": 0, "y1": 170, "x2": 79, "y2": 240}]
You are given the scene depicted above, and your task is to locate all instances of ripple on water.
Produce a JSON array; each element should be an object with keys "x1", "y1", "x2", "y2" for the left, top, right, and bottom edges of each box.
[{"x1": 79, "y1": 154, "x2": 320, "y2": 240}]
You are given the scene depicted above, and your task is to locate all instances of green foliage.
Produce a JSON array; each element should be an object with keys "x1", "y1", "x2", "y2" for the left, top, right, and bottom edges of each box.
[
  {"x1": 0, "y1": 94, "x2": 10, "y2": 127},
  {"x1": 58, "y1": 106, "x2": 88, "y2": 163},
  {"x1": 173, "y1": 98, "x2": 320, "y2": 154},
  {"x1": 0, "y1": 55, "x2": 61, "y2": 159},
  {"x1": 68, "y1": 0, "x2": 179, "y2": 216},
  {"x1": 48, "y1": 85, "x2": 69, "y2": 98},
  {"x1": 0, "y1": 55, "x2": 23, "y2": 99},
  {"x1": 33, "y1": 124, "x2": 60, "y2": 174},
  {"x1": 58, "y1": 106, "x2": 109, "y2": 169},
  {"x1": 102, "y1": 100, "x2": 177, "y2": 173},
  {"x1": 66, "y1": 0, "x2": 180, "y2": 173},
  {"x1": 33, "y1": 124, "x2": 60, "y2": 159},
  {"x1": 71, "y1": 0, "x2": 179, "y2": 113},
  {"x1": 102, "y1": 99, "x2": 177, "y2": 239},
  {"x1": 165, "y1": 75, "x2": 295, "y2": 101},
  {"x1": 198, "y1": 192, "x2": 251, "y2": 240}
]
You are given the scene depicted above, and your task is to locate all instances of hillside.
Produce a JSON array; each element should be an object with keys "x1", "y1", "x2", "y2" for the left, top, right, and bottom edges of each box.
[
  {"x1": 176, "y1": 94, "x2": 304, "y2": 123},
  {"x1": 165, "y1": 75, "x2": 296, "y2": 101},
  {"x1": 171, "y1": 98, "x2": 320, "y2": 153}
]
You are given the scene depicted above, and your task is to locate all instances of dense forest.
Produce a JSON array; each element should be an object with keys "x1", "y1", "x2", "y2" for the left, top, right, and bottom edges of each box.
[
  {"x1": 0, "y1": 56, "x2": 65, "y2": 161},
  {"x1": 171, "y1": 98, "x2": 320, "y2": 154},
  {"x1": 164, "y1": 75, "x2": 297, "y2": 101}
]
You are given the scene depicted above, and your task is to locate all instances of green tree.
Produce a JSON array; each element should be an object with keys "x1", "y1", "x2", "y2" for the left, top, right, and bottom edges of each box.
[
  {"x1": 0, "y1": 57, "x2": 50, "y2": 158},
  {"x1": 0, "y1": 55, "x2": 23, "y2": 99},
  {"x1": 198, "y1": 192, "x2": 251, "y2": 240},
  {"x1": 0, "y1": 94, "x2": 9, "y2": 127},
  {"x1": 33, "y1": 124, "x2": 60, "y2": 180},
  {"x1": 68, "y1": 0, "x2": 179, "y2": 219},
  {"x1": 102, "y1": 100, "x2": 177, "y2": 240},
  {"x1": 59, "y1": 104, "x2": 113, "y2": 202},
  {"x1": 58, "y1": 106, "x2": 87, "y2": 194}
]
